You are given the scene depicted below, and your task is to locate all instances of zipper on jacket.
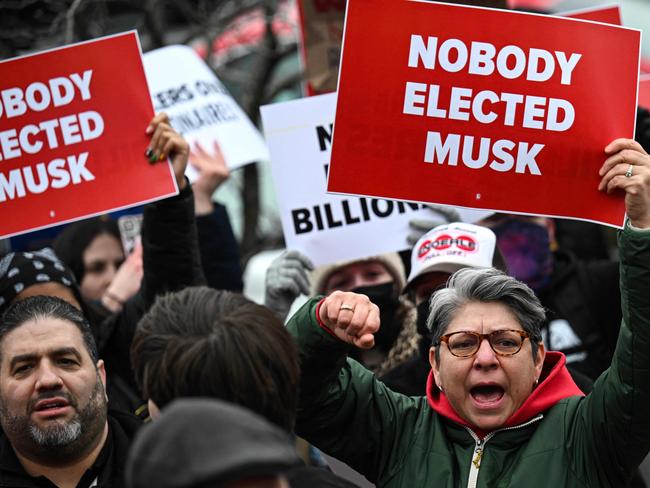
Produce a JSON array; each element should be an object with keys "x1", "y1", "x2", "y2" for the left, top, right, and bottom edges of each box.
[{"x1": 464, "y1": 414, "x2": 544, "y2": 488}]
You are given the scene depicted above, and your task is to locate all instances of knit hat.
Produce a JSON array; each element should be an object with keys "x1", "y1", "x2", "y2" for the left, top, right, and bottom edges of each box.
[
  {"x1": 0, "y1": 248, "x2": 82, "y2": 313},
  {"x1": 406, "y1": 223, "x2": 496, "y2": 289},
  {"x1": 310, "y1": 252, "x2": 406, "y2": 296},
  {"x1": 126, "y1": 398, "x2": 302, "y2": 488}
]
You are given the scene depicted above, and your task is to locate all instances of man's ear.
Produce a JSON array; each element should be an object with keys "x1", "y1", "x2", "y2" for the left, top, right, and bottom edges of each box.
[
  {"x1": 148, "y1": 399, "x2": 160, "y2": 419},
  {"x1": 96, "y1": 359, "x2": 107, "y2": 399}
]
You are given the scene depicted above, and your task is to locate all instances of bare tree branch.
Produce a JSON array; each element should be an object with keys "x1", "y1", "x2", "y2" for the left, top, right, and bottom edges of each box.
[
  {"x1": 142, "y1": 0, "x2": 166, "y2": 48},
  {"x1": 65, "y1": 0, "x2": 85, "y2": 43},
  {"x1": 238, "y1": 1, "x2": 282, "y2": 259}
]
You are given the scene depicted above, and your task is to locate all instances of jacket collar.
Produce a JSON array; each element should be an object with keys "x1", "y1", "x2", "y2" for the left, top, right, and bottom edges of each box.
[
  {"x1": 425, "y1": 351, "x2": 584, "y2": 439},
  {"x1": 0, "y1": 410, "x2": 140, "y2": 487}
]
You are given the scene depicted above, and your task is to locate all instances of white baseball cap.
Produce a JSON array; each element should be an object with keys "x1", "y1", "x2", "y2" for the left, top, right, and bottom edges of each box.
[{"x1": 406, "y1": 222, "x2": 496, "y2": 287}]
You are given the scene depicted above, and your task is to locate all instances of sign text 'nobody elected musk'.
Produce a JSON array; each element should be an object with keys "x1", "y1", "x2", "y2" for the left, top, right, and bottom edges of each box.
[
  {"x1": 143, "y1": 45, "x2": 269, "y2": 178},
  {"x1": 326, "y1": 1, "x2": 640, "y2": 227},
  {"x1": 0, "y1": 31, "x2": 177, "y2": 239}
]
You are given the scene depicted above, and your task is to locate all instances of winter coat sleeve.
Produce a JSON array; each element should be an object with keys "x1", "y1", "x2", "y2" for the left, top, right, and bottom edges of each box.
[
  {"x1": 139, "y1": 182, "x2": 207, "y2": 304},
  {"x1": 100, "y1": 183, "x2": 206, "y2": 407},
  {"x1": 196, "y1": 203, "x2": 243, "y2": 292},
  {"x1": 569, "y1": 224, "x2": 650, "y2": 486},
  {"x1": 286, "y1": 298, "x2": 423, "y2": 483}
]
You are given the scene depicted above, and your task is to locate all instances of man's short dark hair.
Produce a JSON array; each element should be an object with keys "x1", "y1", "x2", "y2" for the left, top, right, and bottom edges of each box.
[
  {"x1": 131, "y1": 287, "x2": 300, "y2": 432},
  {"x1": 0, "y1": 295, "x2": 99, "y2": 363}
]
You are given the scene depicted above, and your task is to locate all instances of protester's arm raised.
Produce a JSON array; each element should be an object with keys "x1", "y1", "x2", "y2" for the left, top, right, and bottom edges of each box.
[
  {"x1": 599, "y1": 138, "x2": 650, "y2": 228},
  {"x1": 570, "y1": 139, "x2": 650, "y2": 485},
  {"x1": 286, "y1": 291, "x2": 422, "y2": 483},
  {"x1": 97, "y1": 114, "x2": 205, "y2": 412},
  {"x1": 145, "y1": 112, "x2": 189, "y2": 191},
  {"x1": 317, "y1": 290, "x2": 380, "y2": 348},
  {"x1": 190, "y1": 141, "x2": 229, "y2": 215}
]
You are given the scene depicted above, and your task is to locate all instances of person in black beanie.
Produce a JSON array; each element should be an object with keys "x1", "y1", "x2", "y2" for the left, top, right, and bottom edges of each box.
[{"x1": 126, "y1": 398, "x2": 302, "y2": 488}]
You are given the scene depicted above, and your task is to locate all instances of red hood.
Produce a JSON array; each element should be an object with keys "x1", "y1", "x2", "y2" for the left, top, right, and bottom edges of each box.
[{"x1": 426, "y1": 351, "x2": 584, "y2": 438}]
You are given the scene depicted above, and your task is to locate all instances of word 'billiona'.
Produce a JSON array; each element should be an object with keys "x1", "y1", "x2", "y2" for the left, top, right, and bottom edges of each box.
[{"x1": 292, "y1": 199, "x2": 424, "y2": 234}]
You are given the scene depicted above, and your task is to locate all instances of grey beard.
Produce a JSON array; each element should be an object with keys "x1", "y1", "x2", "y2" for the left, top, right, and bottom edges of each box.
[
  {"x1": 0, "y1": 374, "x2": 107, "y2": 465},
  {"x1": 29, "y1": 418, "x2": 82, "y2": 447}
]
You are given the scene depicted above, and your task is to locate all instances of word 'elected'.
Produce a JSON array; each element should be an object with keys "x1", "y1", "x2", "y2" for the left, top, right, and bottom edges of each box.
[
  {"x1": 404, "y1": 84, "x2": 573, "y2": 132},
  {"x1": 0, "y1": 112, "x2": 104, "y2": 161}
]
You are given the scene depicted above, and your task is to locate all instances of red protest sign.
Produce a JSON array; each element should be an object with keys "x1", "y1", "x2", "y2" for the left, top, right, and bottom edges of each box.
[
  {"x1": 327, "y1": 1, "x2": 640, "y2": 227},
  {"x1": 0, "y1": 31, "x2": 177, "y2": 239},
  {"x1": 296, "y1": 0, "x2": 346, "y2": 96},
  {"x1": 640, "y1": 76, "x2": 650, "y2": 110}
]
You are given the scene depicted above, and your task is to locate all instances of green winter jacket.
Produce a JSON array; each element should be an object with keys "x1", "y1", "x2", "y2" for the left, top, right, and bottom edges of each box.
[{"x1": 286, "y1": 225, "x2": 650, "y2": 487}]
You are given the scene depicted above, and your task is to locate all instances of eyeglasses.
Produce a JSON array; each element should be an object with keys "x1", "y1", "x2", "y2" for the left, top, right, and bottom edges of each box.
[{"x1": 437, "y1": 329, "x2": 531, "y2": 357}]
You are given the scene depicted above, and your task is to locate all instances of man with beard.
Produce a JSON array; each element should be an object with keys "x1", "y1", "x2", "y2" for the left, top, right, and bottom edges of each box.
[{"x1": 0, "y1": 295, "x2": 139, "y2": 488}]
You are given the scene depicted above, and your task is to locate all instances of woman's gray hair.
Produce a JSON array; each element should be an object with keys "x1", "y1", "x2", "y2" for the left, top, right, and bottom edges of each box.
[{"x1": 427, "y1": 267, "x2": 546, "y2": 360}]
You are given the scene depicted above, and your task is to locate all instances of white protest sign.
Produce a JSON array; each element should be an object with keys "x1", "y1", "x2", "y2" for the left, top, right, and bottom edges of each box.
[
  {"x1": 143, "y1": 45, "x2": 269, "y2": 180},
  {"x1": 261, "y1": 93, "x2": 490, "y2": 266}
]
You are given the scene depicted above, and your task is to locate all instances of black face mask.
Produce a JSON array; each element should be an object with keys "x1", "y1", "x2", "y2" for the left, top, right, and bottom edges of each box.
[{"x1": 350, "y1": 282, "x2": 400, "y2": 353}]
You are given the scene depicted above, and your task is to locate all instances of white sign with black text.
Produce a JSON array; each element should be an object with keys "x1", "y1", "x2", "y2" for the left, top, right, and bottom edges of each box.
[
  {"x1": 261, "y1": 93, "x2": 490, "y2": 266},
  {"x1": 144, "y1": 45, "x2": 269, "y2": 180}
]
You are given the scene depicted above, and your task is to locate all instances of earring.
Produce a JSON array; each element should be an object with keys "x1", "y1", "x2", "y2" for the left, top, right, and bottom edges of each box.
[{"x1": 438, "y1": 385, "x2": 443, "y2": 392}]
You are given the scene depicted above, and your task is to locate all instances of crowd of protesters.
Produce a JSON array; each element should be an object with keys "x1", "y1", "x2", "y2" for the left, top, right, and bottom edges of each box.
[{"x1": 1, "y1": 5, "x2": 650, "y2": 488}]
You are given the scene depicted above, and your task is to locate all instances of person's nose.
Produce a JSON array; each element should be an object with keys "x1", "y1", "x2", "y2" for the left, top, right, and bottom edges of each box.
[
  {"x1": 35, "y1": 361, "x2": 63, "y2": 391},
  {"x1": 100, "y1": 265, "x2": 117, "y2": 292},
  {"x1": 473, "y1": 337, "x2": 499, "y2": 370},
  {"x1": 348, "y1": 275, "x2": 366, "y2": 290},
  {"x1": 105, "y1": 264, "x2": 118, "y2": 284}
]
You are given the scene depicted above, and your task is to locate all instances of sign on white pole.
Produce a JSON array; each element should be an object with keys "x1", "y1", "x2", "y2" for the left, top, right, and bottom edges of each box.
[
  {"x1": 143, "y1": 45, "x2": 269, "y2": 180},
  {"x1": 261, "y1": 93, "x2": 490, "y2": 266}
]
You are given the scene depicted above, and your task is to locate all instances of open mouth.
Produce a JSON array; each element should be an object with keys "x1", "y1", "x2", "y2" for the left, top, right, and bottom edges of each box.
[
  {"x1": 470, "y1": 385, "x2": 505, "y2": 405},
  {"x1": 33, "y1": 398, "x2": 70, "y2": 413}
]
